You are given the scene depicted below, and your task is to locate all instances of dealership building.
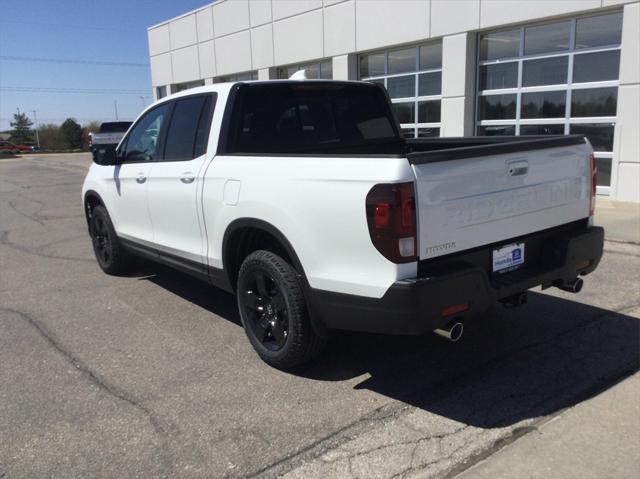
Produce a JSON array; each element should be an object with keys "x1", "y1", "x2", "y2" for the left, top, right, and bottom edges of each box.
[{"x1": 148, "y1": 0, "x2": 640, "y2": 202}]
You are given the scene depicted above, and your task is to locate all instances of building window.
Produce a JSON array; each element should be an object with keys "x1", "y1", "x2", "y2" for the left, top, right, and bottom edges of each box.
[
  {"x1": 277, "y1": 61, "x2": 332, "y2": 79},
  {"x1": 476, "y1": 11, "x2": 623, "y2": 191},
  {"x1": 359, "y1": 42, "x2": 443, "y2": 138},
  {"x1": 173, "y1": 80, "x2": 205, "y2": 93},
  {"x1": 156, "y1": 86, "x2": 167, "y2": 100},
  {"x1": 219, "y1": 71, "x2": 258, "y2": 82}
]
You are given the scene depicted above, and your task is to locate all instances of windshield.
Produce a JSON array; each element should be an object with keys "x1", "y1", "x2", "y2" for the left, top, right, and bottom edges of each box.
[{"x1": 225, "y1": 82, "x2": 400, "y2": 154}]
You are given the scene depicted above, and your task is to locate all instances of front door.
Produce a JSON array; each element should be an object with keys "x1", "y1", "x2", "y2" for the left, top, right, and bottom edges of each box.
[{"x1": 110, "y1": 102, "x2": 171, "y2": 244}]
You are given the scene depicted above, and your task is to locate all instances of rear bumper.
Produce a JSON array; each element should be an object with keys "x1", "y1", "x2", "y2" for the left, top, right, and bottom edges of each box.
[{"x1": 308, "y1": 224, "x2": 604, "y2": 335}]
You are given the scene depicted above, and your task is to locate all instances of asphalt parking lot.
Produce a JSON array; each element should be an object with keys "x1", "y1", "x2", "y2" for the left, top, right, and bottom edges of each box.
[{"x1": 1, "y1": 153, "x2": 639, "y2": 478}]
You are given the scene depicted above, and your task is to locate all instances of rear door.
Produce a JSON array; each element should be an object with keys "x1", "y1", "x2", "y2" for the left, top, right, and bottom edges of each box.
[
  {"x1": 146, "y1": 94, "x2": 215, "y2": 267},
  {"x1": 412, "y1": 141, "x2": 593, "y2": 260}
]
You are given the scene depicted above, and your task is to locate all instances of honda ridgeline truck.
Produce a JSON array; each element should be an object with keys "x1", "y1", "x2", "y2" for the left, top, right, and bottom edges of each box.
[{"x1": 82, "y1": 80, "x2": 604, "y2": 368}]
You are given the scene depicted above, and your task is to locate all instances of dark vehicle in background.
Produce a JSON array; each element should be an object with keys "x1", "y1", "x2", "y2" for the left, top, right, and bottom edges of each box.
[{"x1": 89, "y1": 121, "x2": 132, "y2": 160}]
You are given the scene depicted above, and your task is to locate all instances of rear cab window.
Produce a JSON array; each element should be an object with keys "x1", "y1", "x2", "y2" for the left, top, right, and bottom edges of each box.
[
  {"x1": 99, "y1": 121, "x2": 133, "y2": 133},
  {"x1": 223, "y1": 82, "x2": 400, "y2": 155}
]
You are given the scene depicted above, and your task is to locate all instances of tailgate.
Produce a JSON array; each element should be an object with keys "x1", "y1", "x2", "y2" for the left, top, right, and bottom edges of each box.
[
  {"x1": 91, "y1": 133, "x2": 123, "y2": 145},
  {"x1": 412, "y1": 141, "x2": 593, "y2": 260}
]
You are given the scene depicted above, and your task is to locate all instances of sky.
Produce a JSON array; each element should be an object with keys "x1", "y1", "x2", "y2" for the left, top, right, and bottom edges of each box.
[{"x1": 0, "y1": 0, "x2": 213, "y2": 131}]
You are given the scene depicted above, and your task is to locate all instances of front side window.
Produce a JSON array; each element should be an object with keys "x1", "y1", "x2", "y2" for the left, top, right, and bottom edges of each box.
[
  {"x1": 476, "y1": 11, "x2": 623, "y2": 191},
  {"x1": 122, "y1": 103, "x2": 170, "y2": 162},
  {"x1": 359, "y1": 41, "x2": 443, "y2": 138}
]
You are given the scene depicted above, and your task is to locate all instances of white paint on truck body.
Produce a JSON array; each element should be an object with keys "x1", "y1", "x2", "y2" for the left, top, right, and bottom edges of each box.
[
  {"x1": 82, "y1": 81, "x2": 593, "y2": 302},
  {"x1": 412, "y1": 143, "x2": 592, "y2": 259}
]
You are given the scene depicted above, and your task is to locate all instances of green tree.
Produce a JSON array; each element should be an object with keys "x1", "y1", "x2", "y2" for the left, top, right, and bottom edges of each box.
[
  {"x1": 38, "y1": 124, "x2": 66, "y2": 151},
  {"x1": 60, "y1": 118, "x2": 83, "y2": 150},
  {"x1": 10, "y1": 112, "x2": 34, "y2": 145}
]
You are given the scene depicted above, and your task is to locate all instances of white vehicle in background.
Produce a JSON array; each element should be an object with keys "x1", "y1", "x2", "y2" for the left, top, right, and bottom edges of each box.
[
  {"x1": 82, "y1": 80, "x2": 604, "y2": 368},
  {"x1": 89, "y1": 121, "x2": 132, "y2": 160}
]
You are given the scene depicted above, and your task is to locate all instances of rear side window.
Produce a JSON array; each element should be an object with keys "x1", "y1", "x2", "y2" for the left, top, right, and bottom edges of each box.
[
  {"x1": 226, "y1": 83, "x2": 399, "y2": 154},
  {"x1": 164, "y1": 94, "x2": 215, "y2": 161}
]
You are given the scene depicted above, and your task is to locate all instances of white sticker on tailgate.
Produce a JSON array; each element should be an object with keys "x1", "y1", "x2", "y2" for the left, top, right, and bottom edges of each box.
[{"x1": 492, "y1": 242, "x2": 525, "y2": 273}]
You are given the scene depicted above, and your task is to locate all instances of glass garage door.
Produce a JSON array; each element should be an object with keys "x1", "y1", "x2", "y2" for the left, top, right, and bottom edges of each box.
[
  {"x1": 360, "y1": 42, "x2": 443, "y2": 139},
  {"x1": 476, "y1": 11, "x2": 623, "y2": 195}
]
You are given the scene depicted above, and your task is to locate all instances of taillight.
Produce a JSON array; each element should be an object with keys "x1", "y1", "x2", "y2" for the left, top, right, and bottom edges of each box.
[
  {"x1": 366, "y1": 182, "x2": 417, "y2": 263},
  {"x1": 589, "y1": 153, "x2": 597, "y2": 216}
]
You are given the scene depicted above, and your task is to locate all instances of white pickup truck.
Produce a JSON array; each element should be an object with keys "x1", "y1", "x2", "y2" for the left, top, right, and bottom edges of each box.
[
  {"x1": 89, "y1": 121, "x2": 132, "y2": 161},
  {"x1": 83, "y1": 80, "x2": 604, "y2": 368}
]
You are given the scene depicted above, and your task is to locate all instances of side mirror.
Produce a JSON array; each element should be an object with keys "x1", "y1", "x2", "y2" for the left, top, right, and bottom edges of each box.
[{"x1": 94, "y1": 146, "x2": 119, "y2": 165}]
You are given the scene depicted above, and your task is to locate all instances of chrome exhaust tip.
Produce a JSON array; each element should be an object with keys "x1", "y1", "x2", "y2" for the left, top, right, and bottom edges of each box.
[
  {"x1": 434, "y1": 321, "x2": 464, "y2": 342},
  {"x1": 557, "y1": 277, "x2": 584, "y2": 294}
]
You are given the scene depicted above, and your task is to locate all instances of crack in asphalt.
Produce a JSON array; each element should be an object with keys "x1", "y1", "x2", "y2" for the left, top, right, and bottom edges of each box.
[
  {"x1": 604, "y1": 238, "x2": 640, "y2": 247},
  {"x1": 250, "y1": 300, "x2": 640, "y2": 479},
  {"x1": 1, "y1": 307, "x2": 176, "y2": 477},
  {"x1": 603, "y1": 248, "x2": 640, "y2": 258},
  {"x1": 7, "y1": 200, "x2": 46, "y2": 226},
  {"x1": 0, "y1": 230, "x2": 94, "y2": 263},
  {"x1": 25, "y1": 157, "x2": 91, "y2": 173},
  {"x1": 2, "y1": 155, "x2": 638, "y2": 477}
]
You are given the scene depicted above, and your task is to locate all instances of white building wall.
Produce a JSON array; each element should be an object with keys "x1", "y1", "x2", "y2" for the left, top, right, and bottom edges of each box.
[
  {"x1": 215, "y1": 31, "x2": 253, "y2": 76},
  {"x1": 273, "y1": 9, "x2": 324, "y2": 65},
  {"x1": 250, "y1": 24, "x2": 275, "y2": 69},
  {"x1": 249, "y1": 0, "x2": 272, "y2": 26},
  {"x1": 479, "y1": 0, "x2": 602, "y2": 27},
  {"x1": 148, "y1": 0, "x2": 640, "y2": 202},
  {"x1": 355, "y1": 0, "x2": 430, "y2": 51},
  {"x1": 196, "y1": 7, "x2": 214, "y2": 42},
  {"x1": 441, "y1": 33, "x2": 476, "y2": 136},
  {"x1": 431, "y1": 0, "x2": 480, "y2": 37},
  {"x1": 612, "y1": 1, "x2": 640, "y2": 202},
  {"x1": 323, "y1": 0, "x2": 355, "y2": 57},
  {"x1": 171, "y1": 46, "x2": 199, "y2": 84}
]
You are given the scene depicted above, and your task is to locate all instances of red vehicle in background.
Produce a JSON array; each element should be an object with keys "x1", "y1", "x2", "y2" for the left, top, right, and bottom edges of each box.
[{"x1": 0, "y1": 141, "x2": 34, "y2": 152}]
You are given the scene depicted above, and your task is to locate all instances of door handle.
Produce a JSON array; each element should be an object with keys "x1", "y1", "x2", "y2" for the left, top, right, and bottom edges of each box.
[
  {"x1": 507, "y1": 160, "x2": 528, "y2": 177},
  {"x1": 136, "y1": 173, "x2": 147, "y2": 184},
  {"x1": 180, "y1": 172, "x2": 195, "y2": 184}
]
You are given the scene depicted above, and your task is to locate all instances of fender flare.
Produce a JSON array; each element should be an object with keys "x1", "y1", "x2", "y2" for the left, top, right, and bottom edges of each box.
[
  {"x1": 222, "y1": 217, "x2": 305, "y2": 278},
  {"x1": 222, "y1": 218, "x2": 328, "y2": 337},
  {"x1": 83, "y1": 189, "x2": 106, "y2": 227}
]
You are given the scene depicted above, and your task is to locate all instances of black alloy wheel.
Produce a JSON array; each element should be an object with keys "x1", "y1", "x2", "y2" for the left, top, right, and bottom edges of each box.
[
  {"x1": 88, "y1": 205, "x2": 130, "y2": 275},
  {"x1": 236, "y1": 250, "x2": 326, "y2": 368},
  {"x1": 240, "y1": 271, "x2": 289, "y2": 351},
  {"x1": 90, "y1": 214, "x2": 113, "y2": 267}
]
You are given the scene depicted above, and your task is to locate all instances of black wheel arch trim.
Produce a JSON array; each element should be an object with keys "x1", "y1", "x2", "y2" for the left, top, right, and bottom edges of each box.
[
  {"x1": 83, "y1": 190, "x2": 106, "y2": 228},
  {"x1": 222, "y1": 218, "x2": 306, "y2": 282},
  {"x1": 222, "y1": 218, "x2": 328, "y2": 338}
]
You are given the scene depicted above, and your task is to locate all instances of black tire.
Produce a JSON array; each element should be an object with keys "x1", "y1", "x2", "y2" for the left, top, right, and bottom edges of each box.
[
  {"x1": 89, "y1": 205, "x2": 131, "y2": 275},
  {"x1": 236, "y1": 250, "x2": 326, "y2": 369}
]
